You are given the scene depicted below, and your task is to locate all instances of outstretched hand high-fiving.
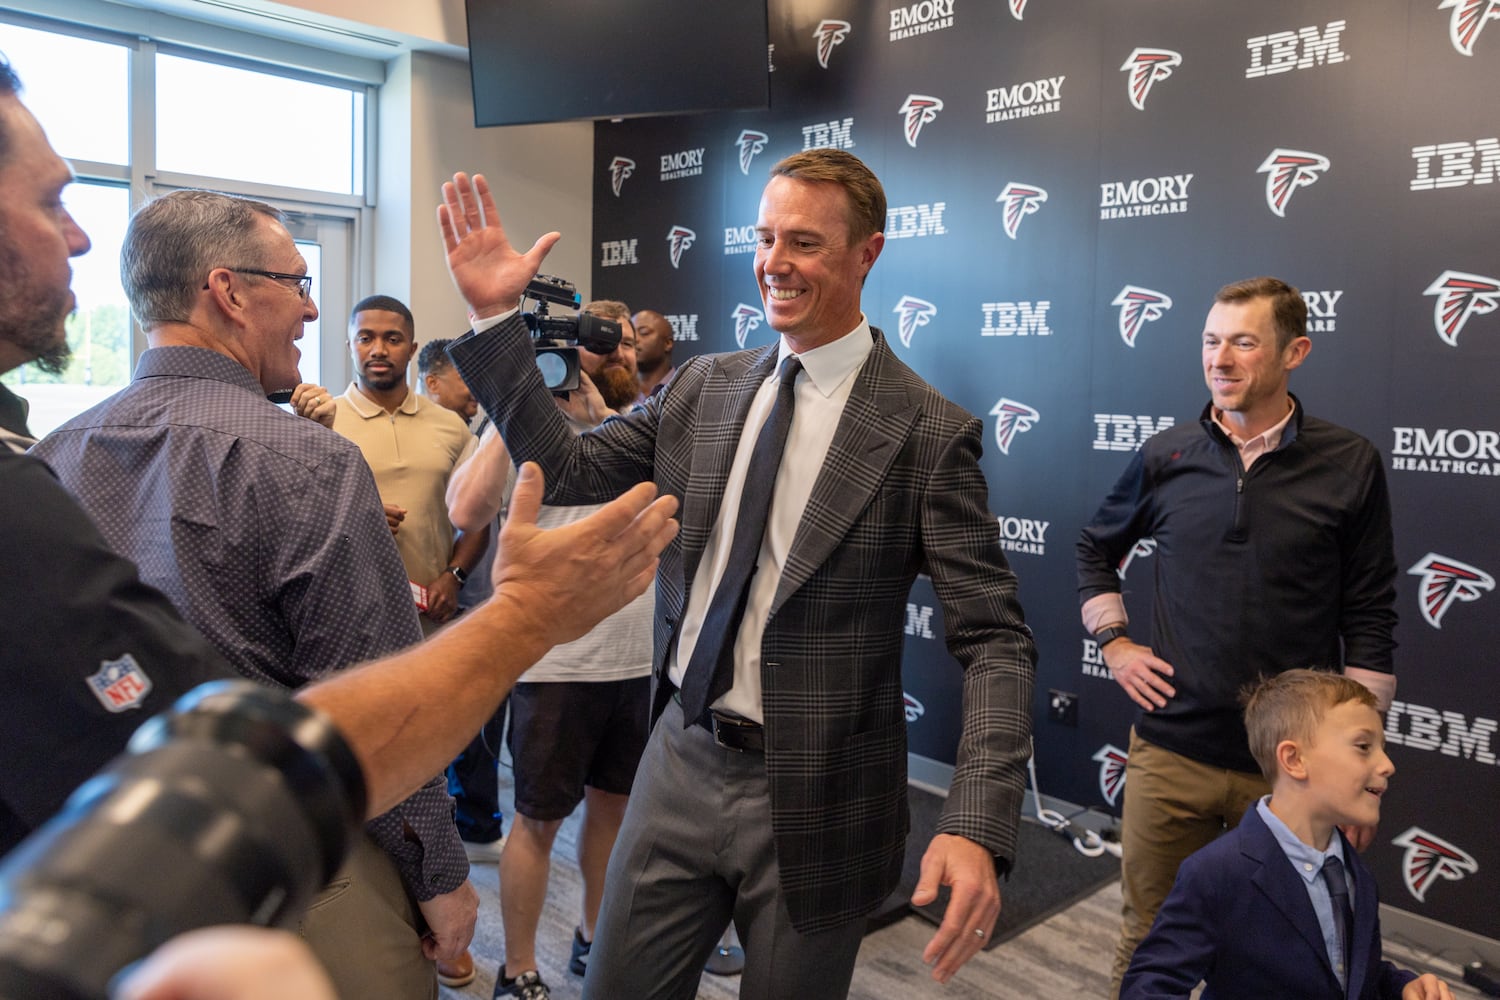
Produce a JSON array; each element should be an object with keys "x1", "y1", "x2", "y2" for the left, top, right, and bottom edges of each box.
[{"x1": 438, "y1": 172, "x2": 561, "y2": 320}]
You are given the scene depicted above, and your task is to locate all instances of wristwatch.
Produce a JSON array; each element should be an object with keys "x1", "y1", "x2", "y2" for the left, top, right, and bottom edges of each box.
[
  {"x1": 446, "y1": 565, "x2": 468, "y2": 585},
  {"x1": 1094, "y1": 624, "x2": 1130, "y2": 649}
]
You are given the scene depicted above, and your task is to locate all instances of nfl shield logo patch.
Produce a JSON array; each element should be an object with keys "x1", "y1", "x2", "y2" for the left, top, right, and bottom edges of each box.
[{"x1": 87, "y1": 654, "x2": 153, "y2": 712}]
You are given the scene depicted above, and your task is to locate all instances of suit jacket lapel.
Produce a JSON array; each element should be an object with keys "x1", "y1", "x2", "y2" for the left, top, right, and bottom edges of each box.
[
  {"x1": 773, "y1": 331, "x2": 918, "y2": 611},
  {"x1": 679, "y1": 344, "x2": 778, "y2": 599},
  {"x1": 1243, "y1": 810, "x2": 1341, "y2": 986},
  {"x1": 1344, "y1": 838, "x2": 1378, "y2": 1000}
]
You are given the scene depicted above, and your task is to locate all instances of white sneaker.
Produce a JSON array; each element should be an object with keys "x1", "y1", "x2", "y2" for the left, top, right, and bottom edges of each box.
[{"x1": 463, "y1": 836, "x2": 505, "y2": 864}]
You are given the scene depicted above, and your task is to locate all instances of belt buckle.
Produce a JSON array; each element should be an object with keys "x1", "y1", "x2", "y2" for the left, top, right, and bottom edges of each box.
[{"x1": 710, "y1": 710, "x2": 751, "y2": 753}]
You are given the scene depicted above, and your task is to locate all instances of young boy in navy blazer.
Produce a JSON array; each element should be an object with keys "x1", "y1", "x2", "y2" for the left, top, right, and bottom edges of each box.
[{"x1": 1122, "y1": 670, "x2": 1454, "y2": 1000}]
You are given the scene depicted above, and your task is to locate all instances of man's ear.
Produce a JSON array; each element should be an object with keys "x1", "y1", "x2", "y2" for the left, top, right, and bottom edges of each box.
[
  {"x1": 203, "y1": 268, "x2": 243, "y2": 316},
  {"x1": 1282, "y1": 335, "x2": 1312, "y2": 373},
  {"x1": 1276, "y1": 738, "x2": 1308, "y2": 781},
  {"x1": 859, "y1": 230, "x2": 885, "y2": 278}
]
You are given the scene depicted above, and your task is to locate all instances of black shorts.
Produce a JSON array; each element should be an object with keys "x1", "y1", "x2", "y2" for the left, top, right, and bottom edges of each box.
[{"x1": 506, "y1": 676, "x2": 651, "y2": 821}]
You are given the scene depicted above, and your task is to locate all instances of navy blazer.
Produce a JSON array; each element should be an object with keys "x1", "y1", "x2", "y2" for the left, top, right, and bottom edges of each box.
[{"x1": 1122, "y1": 805, "x2": 1415, "y2": 999}]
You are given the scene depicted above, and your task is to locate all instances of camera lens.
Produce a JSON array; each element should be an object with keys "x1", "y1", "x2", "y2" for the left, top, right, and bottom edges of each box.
[
  {"x1": 535, "y1": 351, "x2": 570, "y2": 390},
  {"x1": 0, "y1": 681, "x2": 364, "y2": 1000}
]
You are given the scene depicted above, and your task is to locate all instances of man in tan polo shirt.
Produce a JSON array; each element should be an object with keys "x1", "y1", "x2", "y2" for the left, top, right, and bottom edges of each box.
[{"x1": 334, "y1": 295, "x2": 484, "y2": 636}]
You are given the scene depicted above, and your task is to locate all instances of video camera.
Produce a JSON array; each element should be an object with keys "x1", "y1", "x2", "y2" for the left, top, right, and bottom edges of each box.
[
  {"x1": 522, "y1": 275, "x2": 622, "y2": 393},
  {"x1": 0, "y1": 681, "x2": 364, "y2": 1000}
]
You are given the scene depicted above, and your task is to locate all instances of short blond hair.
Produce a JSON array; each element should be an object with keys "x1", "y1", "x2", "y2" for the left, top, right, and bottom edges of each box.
[{"x1": 1243, "y1": 669, "x2": 1377, "y2": 782}]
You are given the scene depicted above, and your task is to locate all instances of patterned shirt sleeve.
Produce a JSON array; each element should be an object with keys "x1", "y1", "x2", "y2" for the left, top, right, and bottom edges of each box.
[{"x1": 269, "y1": 444, "x2": 466, "y2": 899}]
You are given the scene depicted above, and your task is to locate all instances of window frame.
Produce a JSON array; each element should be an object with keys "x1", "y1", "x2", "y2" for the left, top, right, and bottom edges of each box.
[{"x1": 0, "y1": 8, "x2": 379, "y2": 398}]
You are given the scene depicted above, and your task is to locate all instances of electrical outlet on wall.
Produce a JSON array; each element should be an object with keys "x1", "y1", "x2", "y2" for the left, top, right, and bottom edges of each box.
[{"x1": 1048, "y1": 689, "x2": 1079, "y2": 726}]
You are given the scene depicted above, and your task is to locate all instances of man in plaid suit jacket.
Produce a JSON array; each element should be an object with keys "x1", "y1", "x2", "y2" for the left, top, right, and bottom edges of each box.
[{"x1": 441, "y1": 150, "x2": 1036, "y2": 1000}]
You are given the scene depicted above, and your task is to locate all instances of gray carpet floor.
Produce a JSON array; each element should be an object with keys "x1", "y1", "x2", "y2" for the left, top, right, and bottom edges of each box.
[{"x1": 443, "y1": 770, "x2": 1480, "y2": 999}]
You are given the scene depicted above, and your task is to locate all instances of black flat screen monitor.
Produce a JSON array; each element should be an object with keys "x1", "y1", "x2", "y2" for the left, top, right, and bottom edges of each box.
[{"x1": 465, "y1": 0, "x2": 770, "y2": 127}]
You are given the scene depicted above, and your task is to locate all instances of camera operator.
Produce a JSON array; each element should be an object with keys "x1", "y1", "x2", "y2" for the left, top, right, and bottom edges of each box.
[{"x1": 446, "y1": 301, "x2": 650, "y2": 999}]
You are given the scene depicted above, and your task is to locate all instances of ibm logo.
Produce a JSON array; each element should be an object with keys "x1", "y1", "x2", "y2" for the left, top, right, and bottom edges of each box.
[
  {"x1": 1245, "y1": 20, "x2": 1349, "y2": 78},
  {"x1": 1093, "y1": 414, "x2": 1175, "y2": 452},
  {"x1": 801, "y1": 118, "x2": 855, "y2": 151}
]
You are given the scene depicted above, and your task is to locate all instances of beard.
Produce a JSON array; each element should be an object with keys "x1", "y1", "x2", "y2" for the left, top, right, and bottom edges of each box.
[
  {"x1": 29, "y1": 338, "x2": 72, "y2": 375},
  {"x1": 0, "y1": 235, "x2": 74, "y2": 376},
  {"x1": 359, "y1": 367, "x2": 404, "y2": 392},
  {"x1": 592, "y1": 364, "x2": 640, "y2": 411}
]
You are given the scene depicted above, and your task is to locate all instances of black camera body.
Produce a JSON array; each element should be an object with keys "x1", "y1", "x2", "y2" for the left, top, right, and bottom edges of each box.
[
  {"x1": 522, "y1": 275, "x2": 621, "y2": 393},
  {"x1": 0, "y1": 681, "x2": 365, "y2": 1000}
]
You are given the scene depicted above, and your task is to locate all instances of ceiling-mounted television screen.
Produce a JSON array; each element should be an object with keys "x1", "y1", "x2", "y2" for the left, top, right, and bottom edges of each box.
[{"x1": 465, "y1": 0, "x2": 770, "y2": 127}]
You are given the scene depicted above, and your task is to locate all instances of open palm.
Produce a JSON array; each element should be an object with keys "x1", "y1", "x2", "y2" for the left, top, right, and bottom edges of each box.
[{"x1": 438, "y1": 172, "x2": 560, "y2": 318}]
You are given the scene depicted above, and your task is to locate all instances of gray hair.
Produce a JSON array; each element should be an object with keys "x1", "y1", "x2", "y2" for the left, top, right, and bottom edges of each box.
[{"x1": 121, "y1": 189, "x2": 285, "y2": 327}]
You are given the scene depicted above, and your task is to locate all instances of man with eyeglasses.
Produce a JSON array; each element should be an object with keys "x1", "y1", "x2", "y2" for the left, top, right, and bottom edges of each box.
[{"x1": 32, "y1": 188, "x2": 478, "y2": 1000}]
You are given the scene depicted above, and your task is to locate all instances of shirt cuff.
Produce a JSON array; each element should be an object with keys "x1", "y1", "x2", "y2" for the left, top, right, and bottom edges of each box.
[
  {"x1": 1082, "y1": 593, "x2": 1129, "y2": 635},
  {"x1": 1344, "y1": 666, "x2": 1396, "y2": 714},
  {"x1": 471, "y1": 307, "x2": 520, "y2": 334},
  {"x1": 364, "y1": 776, "x2": 468, "y2": 901}
]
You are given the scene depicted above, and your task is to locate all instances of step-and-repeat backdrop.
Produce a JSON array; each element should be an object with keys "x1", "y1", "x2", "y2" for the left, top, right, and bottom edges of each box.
[{"x1": 587, "y1": 0, "x2": 1497, "y2": 940}]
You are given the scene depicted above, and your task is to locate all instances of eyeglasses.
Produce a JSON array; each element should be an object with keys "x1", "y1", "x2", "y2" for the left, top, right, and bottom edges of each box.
[{"x1": 216, "y1": 267, "x2": 314, "y2": 300}]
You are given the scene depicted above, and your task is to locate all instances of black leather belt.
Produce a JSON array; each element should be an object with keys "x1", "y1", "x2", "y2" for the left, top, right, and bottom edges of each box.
[{"x1": 672, "y1": 689, "x2": 764, "y2": 754}]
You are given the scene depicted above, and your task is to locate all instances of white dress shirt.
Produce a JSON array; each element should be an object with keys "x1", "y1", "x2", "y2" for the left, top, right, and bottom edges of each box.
[{"x1": 668, "y1": 319, "x2": 874, "y2": 722}]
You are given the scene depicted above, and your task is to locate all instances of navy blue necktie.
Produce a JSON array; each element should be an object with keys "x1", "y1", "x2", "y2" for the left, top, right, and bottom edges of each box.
[
  {"x1": 1322, "y1": 855, "x2": 1353, "y2": 991},
  {"x1": 679, "y1": 355, "x2": 802, "y2": 724}
]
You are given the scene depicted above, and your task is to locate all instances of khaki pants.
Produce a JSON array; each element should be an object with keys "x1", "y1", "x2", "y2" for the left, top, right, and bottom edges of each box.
[
  {"x1": 1110, "y1": 729, "x2": 1268, "y2": 998},
  {"x1": 299, "y1": 833, "x2": 437, "y2": 1000}
]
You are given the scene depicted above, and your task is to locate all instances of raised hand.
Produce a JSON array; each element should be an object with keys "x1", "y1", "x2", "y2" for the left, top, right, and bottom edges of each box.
[{"x1": 437, "y1": 172, "x2": 561, "y2": 320}]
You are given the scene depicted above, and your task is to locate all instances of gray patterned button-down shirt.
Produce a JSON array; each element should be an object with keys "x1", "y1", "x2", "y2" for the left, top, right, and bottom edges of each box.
[{"x1": 34, "y1": 346, "x2": 466, "y2": 899}]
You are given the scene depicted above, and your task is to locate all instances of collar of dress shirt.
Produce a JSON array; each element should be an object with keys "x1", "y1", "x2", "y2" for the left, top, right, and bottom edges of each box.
[
  {"x1": 1255, "y1": 795, "x2": 1349, "y2": 887},
  {"x1": 776, "y1": 316, "x2": 873, "y2": 397},
  {"x1": 134, "y1": 345, "x2": 268, "y2": 398},
  {"x1": 1212, "y1": 396, "x2": 1296, "y2": 453}
]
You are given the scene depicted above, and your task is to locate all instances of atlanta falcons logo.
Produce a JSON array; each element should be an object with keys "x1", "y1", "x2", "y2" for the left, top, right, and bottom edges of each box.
[
  {"x1": 736, "y1": 130, "x2": 768, "y2": 176},
  {"x1": 732, "y1": 303, "x2": 764, "y2": 349},
  {"x1": 1092, "y1": 744, "x2": 1128, "y2": 807},
  {"x1": 666, "y1": 226, "x2": 696, "y2": 269},
  {"x1": 1439, "y1": 0, "x2": 1500, "y2": 56},
  {"x1": 903, "y1": 692, "x2": 926, "y2": 723},
  {"x1": 1257, "y1": 148, "x2": 1331, "y2": 218},
  {"x1": 1117, "y1": 538, "x2": 1157, "y2": 580},
  {"x1": 1112, "y1": 286, "x2": 1173, "y2": 347},
  {"x1": 813, "y1": 19, "x2": 851, "y2": 69},
  {"x1": 899, "y1": 95, "x2": 944, "y2": 148},
  {"x1": 1407, "y1": 552, "x2": 1495, "y2": 629},
  {"x1": 990, "y1": 398, "x2": 1040, "y2": 456},
  {"x1": 1010, "y1": 0, "x2": 1029, "y2": 20},
  {"x1": 996, "y1": 182, "x2": 1048, "y2": 240},
  {"x1": 1121, "y1": 48, "x2": 1183, "y2": 111},
  {"x1": 1423, "y1": 270, "x2": 1500, "y2": 346},
  {"x1": 608, "y1": 156, "x2": 635, "y2": 198},
  {"x1": 893, "y1": 295, "x2": 937, "y2": 348},
  {"x1": 1392, "y1": 827, "x2": 1478, "y2": 903}
]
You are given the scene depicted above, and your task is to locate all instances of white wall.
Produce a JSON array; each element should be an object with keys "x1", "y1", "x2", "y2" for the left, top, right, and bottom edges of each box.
[
  {"x1": 270, "y1": 0, "x2": 467, "y2": 49},
  {"x1": 375, "y1": 51, "x2": 594, "y2": 337}
]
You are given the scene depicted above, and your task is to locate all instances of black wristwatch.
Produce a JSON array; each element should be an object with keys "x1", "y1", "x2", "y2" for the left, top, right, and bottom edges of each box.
[
  {"x1": 446, "y1": 565, "x2": 468, "y2": 585},
  {"x1": 1094, "y1": 624, "x2": 1130, "y2": 649}
]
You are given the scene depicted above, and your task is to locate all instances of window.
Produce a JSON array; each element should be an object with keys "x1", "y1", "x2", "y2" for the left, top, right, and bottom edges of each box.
[
  {"x1": 156, "y1": 55, "x2": 366, "y2": 196},
  {"x1": 0, "y1": 14, "x2": 373, "y2": 435},
  {"x1": 0, "y1": 23, "x2": 129, "y2": 165}
]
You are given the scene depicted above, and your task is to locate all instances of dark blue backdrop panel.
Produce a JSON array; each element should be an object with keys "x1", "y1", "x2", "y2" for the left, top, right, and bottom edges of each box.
[{"x1": 588, "y1": 0, "x2": 1498, "y2": 942}]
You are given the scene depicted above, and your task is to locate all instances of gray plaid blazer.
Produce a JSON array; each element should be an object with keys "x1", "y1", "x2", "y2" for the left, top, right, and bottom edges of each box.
[{"x1": 451, "y1": 317, "x2": 1035, "y2": 934}]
